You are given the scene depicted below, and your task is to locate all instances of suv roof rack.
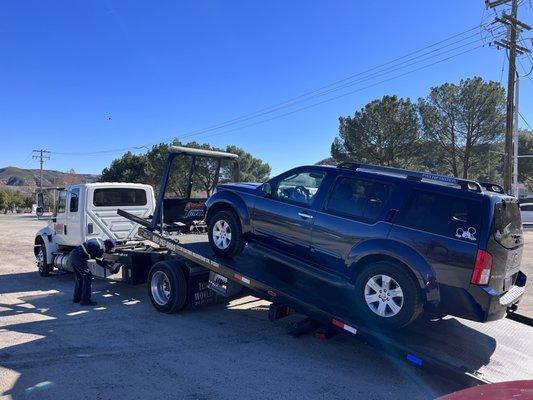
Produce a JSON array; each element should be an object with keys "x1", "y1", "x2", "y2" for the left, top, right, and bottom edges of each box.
[
  {"x1": 337, "y1": 162, "x2": 483, "y2": 193},
  {"x1": 478, "y1": 182, "x2": 506, "y2": 194}
]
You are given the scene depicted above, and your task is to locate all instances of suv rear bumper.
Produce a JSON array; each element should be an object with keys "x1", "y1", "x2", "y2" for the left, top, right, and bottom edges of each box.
[{"x1": 440, "y1": 271, "x2": 527, "y2": 322}]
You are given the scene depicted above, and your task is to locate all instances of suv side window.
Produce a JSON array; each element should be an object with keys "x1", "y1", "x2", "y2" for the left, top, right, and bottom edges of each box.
[
  {"x1": 274, "y1": 171, "x2": 325, "y2": 206},
  {"x1": 394, "y1": 189, "x2": 481, "y2": 240},
  {"x1": 69, "y1": 188, "x2": 80, "y2": 212},
  {"x1": 325, "y1": 176, "x2": 394, "y2": 223}
]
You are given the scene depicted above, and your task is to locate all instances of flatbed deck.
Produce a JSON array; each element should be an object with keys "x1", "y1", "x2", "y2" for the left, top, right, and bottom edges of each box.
[{"x1": 138, "y1": 228, "x2": 533, "y2": 386}]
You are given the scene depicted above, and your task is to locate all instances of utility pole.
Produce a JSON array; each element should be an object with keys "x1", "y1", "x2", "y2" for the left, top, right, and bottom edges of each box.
[
  {"x1": 512, "y1": 75, "x2": 519, "y2": 196},
  {"x1": 32, "y1": 149, "x2": 51, "y2": 193},
  {"x1": 486, "y1": 0, "x2": 531, "y2": 193}
]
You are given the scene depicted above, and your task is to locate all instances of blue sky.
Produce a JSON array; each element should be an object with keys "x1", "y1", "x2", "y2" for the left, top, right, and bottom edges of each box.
[{"x1": 1, "y1": 1, "x2": 532, "y2": 176}]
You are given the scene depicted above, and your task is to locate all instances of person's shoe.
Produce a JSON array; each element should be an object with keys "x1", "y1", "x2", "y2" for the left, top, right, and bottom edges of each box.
[
  {"x1": 73, "y1": 298, "x2": 81, "y2": 304},
  {"x1": 80, "y1": 300, "x2": 97, "y2": 306}
]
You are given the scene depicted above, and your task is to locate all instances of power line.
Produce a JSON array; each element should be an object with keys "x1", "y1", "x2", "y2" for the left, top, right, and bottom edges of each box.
[
  {"x1": 19, "y1": 151, "x2": 35, "y2": 168},
  {"x1": 50, "y1": 145, "x2": 147, "y2": 156},
  {"x1": 166, "y1": 35, "x2": 502, "y2": 145},
  {"x1": 178, "y1": 45, "x2": 489, "y2": 143},
  {"x1": 156, "y1": 28, "x2": 502, "y2": 144},
  {"x1": 518, "y1": 57, "x2": 533, "y2": 75},
  {"x1": 519, "y1": 111, "x2": 533, "y2": 129},
  {"x1": 499, "y1": 51, "x2": 507, "y2": 82},
  {"x1": 51, "y1": 22, "x2": 501, "y2": 156}
]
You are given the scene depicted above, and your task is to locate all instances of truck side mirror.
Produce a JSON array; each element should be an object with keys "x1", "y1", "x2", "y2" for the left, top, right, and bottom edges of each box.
[{"x1": 262, "y1": 183, "x2": 272, "y2": 197}]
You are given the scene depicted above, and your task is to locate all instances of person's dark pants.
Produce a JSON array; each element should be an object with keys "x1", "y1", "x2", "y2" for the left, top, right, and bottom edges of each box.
[{"x1": 70, "y1": 250, "x2": 93, "y2": 303}]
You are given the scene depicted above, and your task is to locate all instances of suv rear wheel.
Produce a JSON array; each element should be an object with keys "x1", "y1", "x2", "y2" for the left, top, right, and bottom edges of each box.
[
  {"x1": 208, "y1": 210, "x2": 244, "y2": 258},
  {"x1": 354, "y1": 261, "x2": 422, "y2": 328}
]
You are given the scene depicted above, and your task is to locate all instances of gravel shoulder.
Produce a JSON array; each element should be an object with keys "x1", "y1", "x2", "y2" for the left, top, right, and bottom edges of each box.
[{"x1": 0, "y1": 214, "x2": 531, "y2": 400}]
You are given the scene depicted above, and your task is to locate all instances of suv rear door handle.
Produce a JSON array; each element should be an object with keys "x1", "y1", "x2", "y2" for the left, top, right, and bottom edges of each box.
[{"x1": 298, "y1": 212, "x2": 313, "y2": 219}]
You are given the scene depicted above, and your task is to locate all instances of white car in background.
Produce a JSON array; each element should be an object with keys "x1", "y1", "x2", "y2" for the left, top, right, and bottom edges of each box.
[{"x1": 520, "y1": 203, "x2": 533, "y2": 224}]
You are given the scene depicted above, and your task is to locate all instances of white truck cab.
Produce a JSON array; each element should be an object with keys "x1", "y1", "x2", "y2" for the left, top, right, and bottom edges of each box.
[{"x1": 34, "y1": 182, "x2": 155, "y2": 276}]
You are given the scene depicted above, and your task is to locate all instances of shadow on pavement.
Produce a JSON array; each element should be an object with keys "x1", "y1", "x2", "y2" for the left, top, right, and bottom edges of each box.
[{"x1": 0, "y1": 271, "x2": 497, "y2": 400}]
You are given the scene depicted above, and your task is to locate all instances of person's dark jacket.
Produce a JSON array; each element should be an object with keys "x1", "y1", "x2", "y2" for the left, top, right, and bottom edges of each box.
[{"x1": 78, "y1": 238, "x2": 112, "y2": 269}]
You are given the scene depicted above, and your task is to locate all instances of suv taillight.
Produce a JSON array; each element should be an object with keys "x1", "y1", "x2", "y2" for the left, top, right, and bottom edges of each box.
[{"x1": 471, "y1": 250, "x2": 493, "y2": 285}]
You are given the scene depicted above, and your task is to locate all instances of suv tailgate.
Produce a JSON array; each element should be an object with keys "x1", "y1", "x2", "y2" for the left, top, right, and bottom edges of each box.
[{"x1": 487, "y1": 197, "x2": 524, "y2": 292}]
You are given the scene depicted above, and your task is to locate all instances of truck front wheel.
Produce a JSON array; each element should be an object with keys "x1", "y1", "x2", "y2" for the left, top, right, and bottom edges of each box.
[
  {"x1": 148, "y1": 261, "x2": 187, "y2": 313},
  {"x1": 36, "y1": 239, "x2": 52, "y2": 277}
]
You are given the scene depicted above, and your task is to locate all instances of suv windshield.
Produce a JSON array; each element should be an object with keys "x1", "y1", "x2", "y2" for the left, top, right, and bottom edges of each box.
[{"x1": 494, "y1": 199, "x2": 523, "y2": 249}]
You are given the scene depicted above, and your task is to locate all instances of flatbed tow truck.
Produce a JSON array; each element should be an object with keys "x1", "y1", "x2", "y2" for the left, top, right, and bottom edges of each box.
[
  {"x1": 54, "y1": 146, "x2": 533, "y2": 388},
  {"x1": 113, "y1": 227, "x2": 532, "y2": 387}
]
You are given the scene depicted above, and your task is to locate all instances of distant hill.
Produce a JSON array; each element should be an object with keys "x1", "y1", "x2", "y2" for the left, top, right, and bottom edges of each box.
[{"x1": 0, "y1": 167, "x2": 99, "y2": 193}]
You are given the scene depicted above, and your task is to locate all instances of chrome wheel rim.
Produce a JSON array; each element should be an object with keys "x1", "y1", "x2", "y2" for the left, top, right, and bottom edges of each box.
[
  {"x1": 212, "y1": 220, "x2": 232, "y2": 250},
  {"x1": 151, "y1": 271, "x2": 171, "y2": 306},
  {"x1": 364, "y1": 274, "x2": 404, "y2": 318},
  {"x1": 36, "y1": 248, "x2": 45, "y2": 273}
]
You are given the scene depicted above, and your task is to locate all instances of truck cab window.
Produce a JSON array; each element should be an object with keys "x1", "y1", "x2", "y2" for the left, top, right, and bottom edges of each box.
[
  {"x1": 57, "y1": 190, "x2": 67, "y2": 214},
  {"x1": 70, "y1": 188, "x2": 80, "y2": 212},
  {"x1": 93, "y1": 188, "x2": 147, "y2": 207}
]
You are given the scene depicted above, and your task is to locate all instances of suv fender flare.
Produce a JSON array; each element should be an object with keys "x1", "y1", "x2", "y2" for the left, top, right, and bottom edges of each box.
[
  {"x1": 347, "y1": 239, "x2": 440, "y2": 304},
  {"x1": 205, "y1": 192, "x2": 252, "y2": 234},
  {"x1": 34, "y1": 226, "x2": 58, "y2": 262}
]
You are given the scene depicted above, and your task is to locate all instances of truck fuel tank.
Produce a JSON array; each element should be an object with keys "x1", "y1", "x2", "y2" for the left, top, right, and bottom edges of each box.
[{"x1": 53, "y1": 253, "x2": 73, "y2": 272}]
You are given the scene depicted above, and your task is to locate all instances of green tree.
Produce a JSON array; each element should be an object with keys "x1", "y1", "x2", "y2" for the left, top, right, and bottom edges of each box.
[
  {"x1": 224, "y1": 145, "x2": 271, "y2": 183},
  {"x1": 518, "y1": 130, "x2": 533, "y2": 190},
  {"x1": 418, "y1": 77, "x2": 505, "y2": 179},
  {"x1": 0, "y1": 190, "x2": 8, "y2": 213},
  {"x1": 23, "y1": 194, "x2": 34, "y2": 209},
  {"x1": 331, "y1": 95, "x2": 420, "y2": 168},
  {"x1": 101, "y1": 152, "x2": 150, "y2": 183},
  {"x1": 101, "y1": 141, "x2": 271, "y2": 197}
]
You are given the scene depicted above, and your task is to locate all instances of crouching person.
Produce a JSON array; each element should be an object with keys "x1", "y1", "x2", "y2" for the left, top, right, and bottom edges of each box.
[{"x1": 70, "y1": 238, "x2": 115, "y2": 306}]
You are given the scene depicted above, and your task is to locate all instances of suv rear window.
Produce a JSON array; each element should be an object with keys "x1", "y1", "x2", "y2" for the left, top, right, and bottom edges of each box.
[
  {"x1": 93, "y1": 188, "x2": 147, "y2": 207},
  {"x1": 494, "y1": 200, "x2": 523, "y2": 248},
  {"x1": 394, "y1": 190, "x2": 481, "y2": 241},
  {"x1": 325, "y1": 177, "x2": 394, "y2": 222}
]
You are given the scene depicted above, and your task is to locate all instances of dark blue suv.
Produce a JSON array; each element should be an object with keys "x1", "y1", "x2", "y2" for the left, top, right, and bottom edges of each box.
[{"x1": 205, "y1": 163, "x2": 526, "y2": 328}]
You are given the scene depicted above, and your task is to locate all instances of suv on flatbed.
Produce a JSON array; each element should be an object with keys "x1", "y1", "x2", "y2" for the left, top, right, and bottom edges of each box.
[{"x1": 205, "y1": 163, "x2": 526, "y2": 328}]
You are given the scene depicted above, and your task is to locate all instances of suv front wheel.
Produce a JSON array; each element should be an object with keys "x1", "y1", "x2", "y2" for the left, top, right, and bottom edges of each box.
[
  {"x1": 208, "y1": 210, "x2": 244, "y2": 258},
  {"x1": 354, "y1": 261, "x2": 422, "y2": 329}
]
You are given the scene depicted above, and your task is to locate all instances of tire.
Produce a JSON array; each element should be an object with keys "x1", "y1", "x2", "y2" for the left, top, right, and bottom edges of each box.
[
  {"x1": 208, "y1": 210, "x2": 244, "y2": 258},
  {"x1": 354, "y1": 261, "x2": 422, "y2": 329},
  {"x1": 36, "y1": 240, "x2": 53, "y2": 277},
  {"x1": 148, "y1": 261, "x2": 187, "y2": 313}
]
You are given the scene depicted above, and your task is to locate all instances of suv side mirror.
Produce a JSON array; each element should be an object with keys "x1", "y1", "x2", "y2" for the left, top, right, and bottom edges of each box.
[{"x1": 262, "y1": 183, "x2": 272, "y2": 197}]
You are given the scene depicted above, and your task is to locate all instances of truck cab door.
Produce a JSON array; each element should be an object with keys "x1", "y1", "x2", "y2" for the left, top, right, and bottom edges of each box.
[
  {"x1": 65, "y1": 187, "x2": 82, "y2": 246},
  {"x1": 53, "y1": 189, "x2": 69, "y2": 245}
]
